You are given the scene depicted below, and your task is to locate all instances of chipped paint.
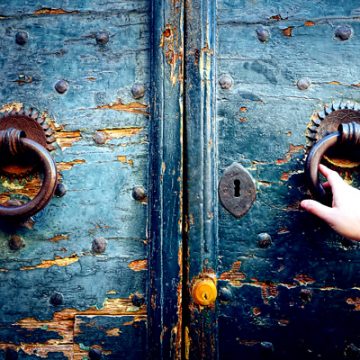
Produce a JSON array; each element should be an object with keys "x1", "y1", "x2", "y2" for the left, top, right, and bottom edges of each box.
[
  {"x1": 95, "y1": 99, "x2": 148, "y2": 115},
  {"x1": 33, "y1": 8, "x2": 79, "y2": 15},
  {"x1": 304, "y1": 20, "x2": 315, "y2": 26},
  {"x1": 294, "y1": 274, "x2": 316, "y2": 285},
  {"x1": 54, "y1": 130, "x2": 82, "y2": 150},
  {"x1": 57, "y1": 159, "x2": 86, "y2": 171},
  {"x1": 117, "y1": 156, "x2": 134, "y2": 166},
  {"x1": 219, "y1": 261, "x2": 246, "y2": 286},
  {"x1": 276, "y1": 144, "x2": 304, "y2": 165},
  {"x1": 97, "y1": 127, "x2": 143, "y2": 142},
  {"x1": 106, "y1": 328, "x2": 121, "y2": 336},
  {"x1": 48, "y1": 234, "x2": 69, "y2": 243},
  {"x1": 128, "y1": 259, "x2": 148, "y2": 271},
  {"x1": 346, "y1": 297, "x2": 360, "y2": 311},
  {"x1": 20, "y1": 254, "x2": 79, "y2": 270}
]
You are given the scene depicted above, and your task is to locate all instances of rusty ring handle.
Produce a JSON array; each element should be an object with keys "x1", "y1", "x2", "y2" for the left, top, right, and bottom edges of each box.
[
  {"x1": 305, "y1": 122, "x2": 360, "y2": 202},
  {"x1": 0, "y1": 128, "x2": 57, "y2": 218}
]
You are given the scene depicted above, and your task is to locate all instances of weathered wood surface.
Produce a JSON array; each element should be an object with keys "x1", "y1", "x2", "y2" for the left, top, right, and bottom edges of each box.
[
  {"x1": 0, "y1": 1, "x2": 152, "y2": 358},
  {"x1": 215, "y1": 0, "x2": 360, "y2": 359}
]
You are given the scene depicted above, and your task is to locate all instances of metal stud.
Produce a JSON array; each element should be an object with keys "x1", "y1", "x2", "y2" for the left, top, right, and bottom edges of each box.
[
  {"x1": 257, "y1": 233, "x2": 272, "y2": 248},
  {"x1": 131, "y1": 84, "x2": 145, "y2": 99},
  {"x1": 55, "y1": 183, "x2": 67, "y2": 197},
  {"x1": 50, "y1": 292, "x2": 64, "y2": 306},
  {"x1": 335, "y1": 25, "x2": 353, "y2": 41},
  {"x1": 218, "y1": 74, "x2": 233, "y2": 90},
  {"x1": 218, "y1": 287, "x2": 233, "y2": 302},
  {"x1": 297, "y1": 78, "x2": 311, "y2": 90},
  {"x1": 96, "y1": 31, "x2": 109, "y2": 45},
  {"x1": 131, "y1": 293, "x2": 145, "y2": 307},
  {"x1": 8, "y1": 235, "x2": 25, "y2": 251},
  {"x1": 256, "y1": 27, "x2": 270, "y2": 42},
  {"x1": 93, "y1": 131, "x2": 107, "y2": 145},
  {"x1": 55, "y1": 80, "x2": 69, "y2": 94},
  {"x1": 15, "y1": 31, "x2": 28, "y2": 45},
  {"x1": 132, "y1": 186, "x2": 147, "y2": 201},
  {"x1": 92, "y1": 237, "x2": 107, "y2": 254}
]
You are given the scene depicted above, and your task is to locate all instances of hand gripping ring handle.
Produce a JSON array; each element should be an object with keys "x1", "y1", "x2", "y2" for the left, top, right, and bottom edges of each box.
[
  {"x1": 305, "y1": 122, "x2": 360, "y2": 202},
  {"x1": 0, "y1": 128, "x2": 57, "y2": 218}
]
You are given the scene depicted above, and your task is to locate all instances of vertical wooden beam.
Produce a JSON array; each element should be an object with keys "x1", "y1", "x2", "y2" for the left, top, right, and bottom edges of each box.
[
  {"x1": 149, "y1": 0, "x2": 184, "y2": 358},
  {"x1": 184, "y1": 0, "x2": 218, "y2": 358}
]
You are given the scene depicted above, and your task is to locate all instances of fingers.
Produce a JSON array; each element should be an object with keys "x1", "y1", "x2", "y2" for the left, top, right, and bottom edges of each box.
[
  {"x1": 301, "y1": 199, "x2": 335, "y2": 224},
  {"x1": 319, "y1": 164, "x2": 344, "y2": 188}
]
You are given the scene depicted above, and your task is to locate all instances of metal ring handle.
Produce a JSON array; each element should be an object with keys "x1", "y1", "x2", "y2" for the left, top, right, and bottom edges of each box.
[
  {"x1": 305, "y1": 122, "x2": 360, "y2": 202},
  {"x1": 0, "y1": 128, "x2": 57, "y2": 218}
]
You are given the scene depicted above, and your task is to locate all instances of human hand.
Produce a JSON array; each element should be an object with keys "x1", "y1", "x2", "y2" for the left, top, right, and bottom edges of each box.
[{"x1": 301, "y1": 164, "x2": 360, "y2": 241}]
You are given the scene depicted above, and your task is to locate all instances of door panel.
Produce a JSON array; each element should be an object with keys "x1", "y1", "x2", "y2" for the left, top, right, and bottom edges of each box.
[
  {"x1": 186, "y1": 1, "x2": 360, "y2": 359},
  {"x1": 0, "y1": 1, "x2": 184, "y2": 358}
]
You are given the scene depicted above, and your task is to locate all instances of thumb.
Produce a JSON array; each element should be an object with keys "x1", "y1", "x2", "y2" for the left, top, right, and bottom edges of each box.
[{"x1": 301, "y1": 199, "x2": 335, "y2": 224}]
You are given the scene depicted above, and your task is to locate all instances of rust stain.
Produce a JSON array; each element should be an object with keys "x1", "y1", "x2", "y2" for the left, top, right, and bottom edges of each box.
[
  {"x1": 346, "y1": 297, "x2": 360, "y2": 311},
  {"x1": 57, "y1": 159, "x2": 85, "y2": 171},
  {"x1": 304, "y1": 20, "x2": 315, "y2": 26},
  {"x1": 282, "y1": 26, "x2": 294, "y2": 37},
  {"x1": 276, "y1": 144, "x2": 304, "y2": 165},
  {"x1": 48, "y1": 234, "x2": 69, "y2": 243},
  {"x1": 328, "y1": 81, "x2": 341, "y2": 85},
  {"x1": 240, "y1": 107, "x2": 247, "y2": 112},
  {"x1": 252, "y1": 307, "x2": 261, "y2": 316},
  {"x1": 33, "y1": 8, "x2": 79, "y2": 15},
  {"x1": 219, "y1": 261, "x2": 246, "y2": 286},
  {"x1": 160, "y1": 24, "x2": 183, "y2": 85},
  {"x1": 2, "y1": 299, "x2": 146, "y2": 358},
  {"x1": 87, "y1": 77, "x2": 97, "y2": 81},
  {"x1": 96, "y1": 99, "x2": 148, "y2": 115},
  {"x1": 239, "y1": 117, "x2": 247, "y2": 123},
  {"x1": 280, "y1": 172, "x2": 290, "y2": 181},
  {"x1": 257, "y1": 180, "x2": 271, "y2": 187},
  {"x1": 294, "y1": 274, "x2": 316, "y2": 285},
  {"x1": 106, "y1": 328, "x2": 121, "y2": 336},
  {"x1": 277, "y1": 227, "x2": 290, "y2": 234},
  {"x1": 269, "y1": 14, "x2": 288, "y2": 21},
  {"x1": 20, "y1": 254, "x2": 79, "y2": 270},
  {"x1": 117, "y1": 156, "x2": 134, "y2": 166},
  {"x1": 128, "y1": 259, "x2": 148, "y2": 271}
]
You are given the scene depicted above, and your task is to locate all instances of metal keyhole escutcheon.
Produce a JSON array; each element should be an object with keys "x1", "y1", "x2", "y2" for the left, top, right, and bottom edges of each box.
[{"x1": 219, "y1": 163, "x2": 256, "y2": 218}]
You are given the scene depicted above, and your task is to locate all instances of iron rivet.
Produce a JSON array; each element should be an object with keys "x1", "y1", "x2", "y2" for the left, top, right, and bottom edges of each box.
[
  {"x1": 49, "y1": 292, "x2": 64, "y2": 306},
  {"x1": 92, "y1": 237, "x2": 107, "y2": 254},
  {"x1": 5, "y1": 349, "x2": 18, "y2": 360},
  {"x1": 89, "y1": 349, "x2": 102, "y2": 360},
  {"x1": 132, "y1": 186, "x2": 147, "y2": 201},
  {"x1": 256, "y1": 27, "x2": 270, "y2": 42},
  {"x1": 219, "y1": 74, "x2": 233, "y2": 90},
  {"x1": 260, "y1": 341, "x2": 274, "y2": 353},
  {"x1": 297, "y1": 78, "x2": 311, "y2": 90},
  {"x1": 218, "y1": 287, "x2": 233, "y2": 302},
  {"x1": 55, "y1": 183, "x2": 67, "y2": 197},
  {"x1": 131, "y1": 84, "x2": 146, "y2": 99},
  {"x1": 93, "y1": 131, "x2": 107, "y2": 145},
  {"x1": 96, "y1": 31, "x2": 109, "y2": 45},
  {"x1": 131, "y1": 293, "x2": 145, "y2": 307},
  {"x1": 8, "y1": 235, "x2": 25, "y2": 251},
  {"x1": 257, "y1": 233, "x2": 272, "y2": 248},
  {"x1": 335, "y1": 25, "x2": 353, "y2": 41},
  {"x1": 55, "y1": 80, "x2": 69, "y2": 94},
  {"x1": 15, "y1": 31, "x2": 28, "y2": 45}
]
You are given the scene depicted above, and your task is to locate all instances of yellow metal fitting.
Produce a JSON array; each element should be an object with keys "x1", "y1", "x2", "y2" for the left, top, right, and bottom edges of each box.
[{"x1": 191, "y1": 277, "x2": 217, "y2": 306}]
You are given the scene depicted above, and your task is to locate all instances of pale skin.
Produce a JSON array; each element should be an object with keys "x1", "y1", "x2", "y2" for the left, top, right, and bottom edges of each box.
[{"x1": 300, "y1": 164, "x2": 360, "y2": 241}]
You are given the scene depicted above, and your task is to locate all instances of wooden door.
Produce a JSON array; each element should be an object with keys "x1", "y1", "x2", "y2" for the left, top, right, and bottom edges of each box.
[
  {"x1": 0, "y1": 1, "x2": 183, "y2": 359},
  {"x1": 185, "y1": 1, "x2": 360, "y2": 359}
]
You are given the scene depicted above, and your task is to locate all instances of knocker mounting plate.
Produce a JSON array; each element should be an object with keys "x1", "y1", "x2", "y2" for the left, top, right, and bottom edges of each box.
[
  {"x1": 0, "y1": 108, "x2": 56, "y2": 176},
  {"x1": 306, "y1": 102, "x2": 360, "y2": 168}
]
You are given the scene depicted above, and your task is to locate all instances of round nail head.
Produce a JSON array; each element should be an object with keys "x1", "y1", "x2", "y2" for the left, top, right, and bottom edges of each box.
[
  {"x1": 55, "y1": 80, "x2": 69, "y2": 94},
  {"x1": 219, "y1": 74, "x2": 233, "y2": 90},
  {"x1": 297, "y1": 78, "x2": 311, "y2": 90},
  {"x1": 8, "y1": 235, "x2": 25, "y2": 251},
  {"x1": 50, "y1": 292, "x2": 64, "y2": 306},
  {"x1": 218, "y1": 287, "x2": 233, "y2": 302},
  {"x1": 55, "y1": 183, "x2": 67, "y2": 197},
  {"x1": 335, "y1": 25, "x2": 353, "y2": 41},
  {"x1": 256, "y1": 27, "x2": 270, "y2": 42},
  {"x1": 132, "y1": 186, "x2": 146, "y2": 201},
  {"x1": 15, "y1": 31, "x2": 28, "y2": 45},
  {"x1": 93, "y1": 131, "x2": 107, "y2": 145},
  {"x1": 131, "y1": 84, "x2": 145, "y2": 99},
  {"x1": 92, "y1": 237, "x2": 107, "y2": 254},
  {"x1": 96, "y1": 31, "x2": 109, "y2": 45},
  {"x1": 257, "y1": 233, "x2": 272, "y2": 248},
  {"x1": 132, "y1": 293, "x2": 145, "y2": 307}
]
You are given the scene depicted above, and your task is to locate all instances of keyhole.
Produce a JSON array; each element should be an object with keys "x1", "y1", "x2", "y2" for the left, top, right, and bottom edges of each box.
[{"x1": 234, "y1": 179, "x2": 240, "y2": 197}]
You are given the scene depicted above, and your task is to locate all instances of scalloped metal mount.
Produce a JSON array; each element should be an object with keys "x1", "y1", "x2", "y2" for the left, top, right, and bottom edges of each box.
[
  {"x1": 0, "y1": 105, "x2": 57, "y2": 176},
  {"x1": 306, "y1": 101, "x2": 360, "y2": 168}
]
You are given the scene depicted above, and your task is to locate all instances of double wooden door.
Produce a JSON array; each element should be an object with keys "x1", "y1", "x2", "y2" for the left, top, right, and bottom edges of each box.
[{"x1": 0, "y1": 1, "x2": 359, "y2": 359}]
